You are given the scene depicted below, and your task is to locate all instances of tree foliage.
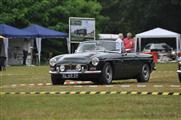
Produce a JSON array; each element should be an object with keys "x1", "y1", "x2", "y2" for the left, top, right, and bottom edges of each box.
[
  {"x1": 0, "y1": 0, "x2": 180, "y2": 62},
  {"x1": 99, "y1": 0, "x2": 181, "y2": 34},
  {"x1": 0, "y1": 0, "x2": 106, "y2": 32},
  {"x1": 1, "y1": 0, "x2": 180, "y2": 35},
  {"x1": 0, "y1": 0, "x2": 107, "y2": 62}
]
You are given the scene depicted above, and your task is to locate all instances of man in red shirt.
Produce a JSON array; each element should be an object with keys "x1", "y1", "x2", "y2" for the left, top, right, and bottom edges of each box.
[{"x1": 123, "y1": 32, "x2": 135, "y2": 52}]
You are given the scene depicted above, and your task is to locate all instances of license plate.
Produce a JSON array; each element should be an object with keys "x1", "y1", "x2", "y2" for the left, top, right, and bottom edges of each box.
[{"x1": 62, "y1": 74, "x2": 78, "y2": 79}]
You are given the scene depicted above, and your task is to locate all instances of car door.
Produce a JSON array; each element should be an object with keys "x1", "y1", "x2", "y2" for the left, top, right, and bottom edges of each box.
[
  {"x1": 106, "y1": 53, "x2": 125, "y2": 79},
  {"x1": 120, "y1": 53, "x2": 141, "y2": 78}
]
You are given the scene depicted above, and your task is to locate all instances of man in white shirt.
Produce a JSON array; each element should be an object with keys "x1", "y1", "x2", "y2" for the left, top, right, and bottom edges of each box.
[{"x1": 116, "y1": 33, "x2": 124, "y2": 53}]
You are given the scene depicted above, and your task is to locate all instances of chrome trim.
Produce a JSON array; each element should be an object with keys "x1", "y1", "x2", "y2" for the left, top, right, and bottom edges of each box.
[
  {"x1": 153, "y1": 66, "x2": 157, "y2": 70},
  {"x1": 49, "y1": 70, "x2": 101, "y2": 74},
  {"x1": 56, "y1": 64, "x2": 88, "y2": 71},
  {"x1": 177, "y1": 70, "x2": 181, "y2": 73}
]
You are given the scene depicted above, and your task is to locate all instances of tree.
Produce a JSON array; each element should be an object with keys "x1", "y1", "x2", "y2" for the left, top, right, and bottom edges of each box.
[
  {"x1": 99, "y1": 0, "x2": 181, "y2": 34},
  {"x1": 1, "y1": 0, "x2": 180, "y2": 62},
  {"x1": 0, "y1": 0, "x2": 106, "y2": 32},
  {"x1": 0, "y1": 0, "x2": 106, "y2": 62}
]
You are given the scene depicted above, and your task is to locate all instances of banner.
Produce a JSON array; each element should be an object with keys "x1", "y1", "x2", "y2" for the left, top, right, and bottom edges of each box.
[
  {"x1": 68, "y1": 17, "x2": 95, "y2": 53},
  {"x1": 69, "y1": 17, "x2": 95, "y2": 43}
]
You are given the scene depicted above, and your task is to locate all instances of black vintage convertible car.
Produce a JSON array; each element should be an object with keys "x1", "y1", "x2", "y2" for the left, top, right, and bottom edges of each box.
[{"x1": 49, "y1": 40, "x2": 155, "y2": 85}]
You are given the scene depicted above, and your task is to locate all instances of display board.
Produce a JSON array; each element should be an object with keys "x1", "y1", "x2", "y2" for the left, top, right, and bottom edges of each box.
[{"x1": 68, "y1": 17, "x2": 95, "y2": 53}]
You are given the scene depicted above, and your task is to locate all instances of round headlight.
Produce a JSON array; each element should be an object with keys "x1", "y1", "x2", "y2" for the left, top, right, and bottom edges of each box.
[
  {"x1": 49, "y1": 58, "x2": 56, "y2": 66},
  {"x1": 60, "y1": 65, "x2": 65, "y2": 72},
  {"x1": 171, "y1": 51, "x2": 176, "y2": 55},
  {"x1": 92, "y1": 57, "x2": 99, "y2": 66},
  {"x1": 76, "y1": 64, "x2": 81, "y2": 71}
]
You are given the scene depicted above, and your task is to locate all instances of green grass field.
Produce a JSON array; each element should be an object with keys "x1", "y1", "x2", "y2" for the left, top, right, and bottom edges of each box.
[{"x1": 0, "y1": 63, "x2": 181, "y2": 120}]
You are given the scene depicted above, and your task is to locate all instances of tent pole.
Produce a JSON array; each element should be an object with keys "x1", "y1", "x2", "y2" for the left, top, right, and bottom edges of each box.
[
  {"x1": 3, "y1": 38, "x2": 9, "y2": 66},
  {"x1": 68, "y1": 18, "x2": 71, "y2": 54},
  {"x1": 67, "y1": 37, "x2": 70, "y2": 54},
  {"x1": 176, "y1": 36, "x2": 179, "y2": 59},
  {"x1": 134, "y1": 37, "x2": 137, "y2": 52},
  {"x1": 139, "y1": 37, "x2": 141, "y2": 52},
  {"x1": 36, "y1": 38, "x2": 41, "y2": 65},
  {"x1": 179, "y1": 35, "x2": 181, "y2": 50}
]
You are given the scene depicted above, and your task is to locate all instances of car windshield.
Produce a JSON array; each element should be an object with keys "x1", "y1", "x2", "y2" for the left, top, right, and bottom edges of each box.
[
  {"x1": 144, "y1": 43, "x2": 172, "y2": 51},
  {"x1": 76, "y1": 41, "x2": 121, "y2": 53},
  {"x1": 151, "y1": 44, "x2": 172, "y2": 50},
  {"x1": 77, "y1": 43, "x2": 96, "y2": 52}
]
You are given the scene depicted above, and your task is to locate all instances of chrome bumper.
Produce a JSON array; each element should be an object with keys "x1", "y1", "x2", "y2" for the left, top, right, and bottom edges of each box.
[
  {"x1": 49, "y1": 70, "x2": 101, "y2": 74},
  {"x1": 177, "y1": 70, "x2": 181, "y2": 73}
]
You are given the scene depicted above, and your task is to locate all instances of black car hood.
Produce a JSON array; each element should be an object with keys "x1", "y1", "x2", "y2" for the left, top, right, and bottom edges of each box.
[
  {"x1": 54, "y1": 51, "x2": 153, "y2": 65},
  {"x1": 56, "y1": 52, "x2": 97, "y2": 64}
]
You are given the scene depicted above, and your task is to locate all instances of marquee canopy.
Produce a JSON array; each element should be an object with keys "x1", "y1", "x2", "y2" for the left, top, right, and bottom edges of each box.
[
  {"x1": 22, "y1": 24, "x2": 67, "y2": 38},
  {"x1": 135, "y1": 27, "x2": 181, "y2": 52},
  {"x1": 22, "y1": 24, "x2": 68, "y2": 64},
  {"x1": 0, "y1": 24, "x2": 34, "y2": 65},
  {"x1": 0, "y1": 24, "x2": 68, "y2": 65},
  {"x1": 0, "y1": 24, "x2": 34, "y2": 38},
  {"x1": 136, "y1": 27, "x2": 180, "y2": 38}
]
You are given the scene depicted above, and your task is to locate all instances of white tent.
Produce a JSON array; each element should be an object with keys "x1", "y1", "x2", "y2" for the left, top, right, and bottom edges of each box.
[
  {"x1": 0, "y1": 37, "x2": 9, "y2": 65},
  {"x1": 135, "y1": 27, "x2": 181, "y2": 53}
]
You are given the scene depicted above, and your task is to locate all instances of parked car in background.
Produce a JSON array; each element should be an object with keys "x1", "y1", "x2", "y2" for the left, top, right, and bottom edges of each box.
[
  {"x1": 143, "y1": 43, "x2": 176, "y2": 61},
  {"x1": 49, "y1": 40, "x2": 155, "y2": 85}
]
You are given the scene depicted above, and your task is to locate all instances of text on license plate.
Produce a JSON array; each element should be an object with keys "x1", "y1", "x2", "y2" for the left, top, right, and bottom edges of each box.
[{"x1": 62, "y1": 74, "x2": 78, "y2": 79}]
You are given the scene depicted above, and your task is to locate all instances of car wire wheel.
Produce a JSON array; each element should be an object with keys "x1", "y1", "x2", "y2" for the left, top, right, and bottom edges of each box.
[
  {"x1": 99, "y1": 62, "x2": 113, "y2": 84},
  {"x1": 105, "y1": 64, "x2": 113, "y2": 83},
  {"x1": 137, "y1": 64, "x2": 150, "y2": 82},
  {"x1": 142, "y1": 64, "x2": 150, "y2": 81}
]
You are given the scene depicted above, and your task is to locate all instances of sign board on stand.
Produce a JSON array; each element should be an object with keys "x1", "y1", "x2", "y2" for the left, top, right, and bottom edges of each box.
[{"x1": 68, "y1": 17, "x2": 95, "y2": 53}]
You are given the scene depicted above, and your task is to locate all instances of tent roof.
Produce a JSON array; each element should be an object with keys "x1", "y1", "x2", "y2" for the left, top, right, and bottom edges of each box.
[
  {"x1": 0, "y1": 35, "x2": 4, "y2": 39},
  {"x1": 136, "y1": 27, "x2": 180, "y2": 38},
  {"x1": 0, "y1": 24, "x2": 34, "y2": 38},
  {"x1": 22, "y1": 24, "x2": 67, "y2": 38}
]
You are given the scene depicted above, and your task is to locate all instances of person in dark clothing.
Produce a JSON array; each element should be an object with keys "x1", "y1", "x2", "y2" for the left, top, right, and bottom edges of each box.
[
  {"x1": 32, "y1": 47, "x2": 38, "y2": 65},
  {"x1": 23, "y1": 50, "x2": 28, "y2": 65},
  {"x1": 0, "y1": 56, "x2": 6, "y2": 71},
  {"x1": 22, "y1": 40, "x2": 29, "y2": 65}
]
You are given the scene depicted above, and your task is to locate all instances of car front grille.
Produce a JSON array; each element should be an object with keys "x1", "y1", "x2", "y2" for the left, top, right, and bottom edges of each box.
[
  {"x1": 65, "y1": 64, "x2": 76, "y2": 71},
  {"x1": 57, "y1": 64, "x2": 88, "y2": 72}
]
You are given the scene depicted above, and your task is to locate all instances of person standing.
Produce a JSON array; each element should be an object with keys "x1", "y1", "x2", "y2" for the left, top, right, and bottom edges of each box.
[
  {"x1": 116, "y1": 33, "x2": 124, "y2": 53},
  {"x1": 123, "y1": 32, "x2": 135, "y2": 52},
  {"x1": 22, "y1": 39, "x2": 29, "y2": 65},
  {"x1": 32, "y1": 47, "x2": 38, "y2": 65}
]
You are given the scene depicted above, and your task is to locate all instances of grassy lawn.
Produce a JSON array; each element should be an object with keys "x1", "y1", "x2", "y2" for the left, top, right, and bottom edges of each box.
[
  {"x1": 1, "y1": 95, "x2": 181, "y2": 120},
  {"x1": 0, "y1": 63, "x2": 181, "y2": 120},
  {"x1": 0, "y1": 63, "x2": 180, "y2": 92}
]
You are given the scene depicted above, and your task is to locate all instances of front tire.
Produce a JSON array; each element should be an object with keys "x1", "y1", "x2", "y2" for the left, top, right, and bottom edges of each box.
[
  {"x1": 178, "y1": 74, "x2": 181, "y2": 82},
  {"x1": 99, "y1": 62, "x2": 113, "y2": 85},
  {"x1": 51, "y1": 74, "x2": 65, "y2": 85},
  {"x1": 137, "y1": 64, "x2": 150, "y2": 82}
]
